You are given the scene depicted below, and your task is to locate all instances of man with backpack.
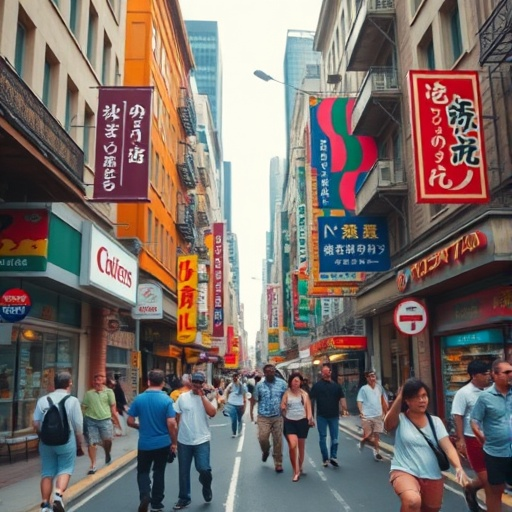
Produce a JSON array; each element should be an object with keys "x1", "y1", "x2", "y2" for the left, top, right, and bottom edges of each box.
[{"x1": 33, "y1": 371, "x2": 84, "y2": 512}]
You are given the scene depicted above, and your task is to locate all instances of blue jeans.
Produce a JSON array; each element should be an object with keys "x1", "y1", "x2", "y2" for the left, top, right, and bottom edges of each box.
[
  {"x1": 316, "y1": 415, "x2": 339, "y2": 461},
  {"x1": 177, "y1": 441, "x2": 212, "y2": 501},
  {"x1": 226, "y1": 403, "x2": 244, "y2": 435},
  {"x1": 137, "y1": 445, "x2": 169, "y2": 509}
]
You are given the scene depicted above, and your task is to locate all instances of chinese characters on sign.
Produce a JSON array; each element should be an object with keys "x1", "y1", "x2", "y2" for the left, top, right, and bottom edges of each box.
[
  {"x1": 177, "y1": 255, "x2": 198, "y2": 344},
  {"x1": 318, "y1": 216, "x2": 390, "y2": 273},
  {"x1": 93, "y1": 87, "x2": 152, "y2": 202},
  {"x1": 297, "y1": 204, "x2": 307, "y2": 269},
  {"x1": 408, "y1": 70, "x2": 489, "y2": 203},
  {"x1": 212, "y1": 223, "x2": 224, "y2": 338}
]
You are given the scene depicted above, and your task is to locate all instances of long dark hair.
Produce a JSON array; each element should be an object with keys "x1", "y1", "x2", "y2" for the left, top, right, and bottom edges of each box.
[
  {"x1": 288, "y1": 372, "x2": 304, "y2": 388},
  {"x1": 401, "y1": 378, "x2": 430, "y2": 412}
]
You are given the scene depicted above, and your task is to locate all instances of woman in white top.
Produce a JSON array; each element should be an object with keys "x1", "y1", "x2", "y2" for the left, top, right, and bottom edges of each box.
[
  {"x1": 384, "y1": 378, "x2": 468, "y2": 512},
  {"x1": 280, "y1": 372, "x2": 314, "y2": 482},
  {"x1": 224, "y1": 373, "x2": 247, "y2": 437}
]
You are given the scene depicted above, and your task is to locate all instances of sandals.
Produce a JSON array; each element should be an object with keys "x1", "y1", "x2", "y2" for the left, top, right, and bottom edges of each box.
[{"x1": 292, "y1": 473, "x2": 300, "y2": 482}]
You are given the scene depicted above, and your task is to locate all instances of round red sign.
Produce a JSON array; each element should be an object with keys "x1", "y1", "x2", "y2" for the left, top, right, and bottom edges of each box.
[
  {"x1": 0, "y1": 288, "x2": 32, "y2": 323},
  {"x1": 393, "y1": 299, "x2": 428, "y2": 336}
]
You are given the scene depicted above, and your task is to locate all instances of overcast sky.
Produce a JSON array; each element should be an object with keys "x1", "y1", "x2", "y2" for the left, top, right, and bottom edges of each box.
[{"x1": 179, "y1": 0, "x2": 323, "y2": 348}]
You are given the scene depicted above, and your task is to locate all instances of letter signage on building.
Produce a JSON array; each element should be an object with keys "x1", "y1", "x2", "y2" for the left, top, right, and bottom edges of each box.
[
  {"x1": 80, "y1": 222, "x2": 138, "y2": 305},
  {"x1": 177, "y1": 255, "x2": 198, "y2": 344},
  {"x1": 132, "y1": 283, "x2": 163, "y2": 319},
  {"x1": 408, "y1": 70, "x2": 489, "y2": 203},
  {"x1": 212, "y1": 223, "x2": 225, "y2": 338},
  {"x1": 0, "y1": 288, "x2": 31, "y2": 322}
]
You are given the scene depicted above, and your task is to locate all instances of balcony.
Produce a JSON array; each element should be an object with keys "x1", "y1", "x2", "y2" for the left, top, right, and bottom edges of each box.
[
  {"x1": 479, "y1": 0, "x2": 512, "y2": 65},
  {"x1": 0, "y1": 57, "x2": 84, "y2": 202},
  {"x1": 177, "y1": 88, "x2": 197, "y2": 136},
  {"x1": 177, "y1": 143, "x2": 197, "y2": 189},
  {"x1": 346, "y1": 0, "x2": 396, "y2": 72},
  {"x1": 195, "y1": 193, "x2": 210, "y2": 228},
  {"x1": 176, "y1": 203, "x2": 196, "y2": 243},
  {"x1": 356, "y1": 159, "x2": 407, "y2": 216},
  {"x1": 351, "y1": 66, "x2": 401, "y2": 137}
]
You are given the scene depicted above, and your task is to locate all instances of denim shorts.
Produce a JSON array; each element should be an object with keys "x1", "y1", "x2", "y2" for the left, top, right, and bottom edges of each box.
[
  {"x1": 84, "y1": 416, "x2": 113, "y2": 445},
  {"x1": 40, "y1": 434, "x2": 76, "y2": 478}
]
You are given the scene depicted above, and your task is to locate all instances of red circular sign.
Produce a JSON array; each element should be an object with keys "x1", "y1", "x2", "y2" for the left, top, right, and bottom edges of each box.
[
  {"x1": 393, "y1": 299, "x2": 428, "y2": 335},
  {"x1": 0, "y1": 288, "x2": 32, "y2": 322}
]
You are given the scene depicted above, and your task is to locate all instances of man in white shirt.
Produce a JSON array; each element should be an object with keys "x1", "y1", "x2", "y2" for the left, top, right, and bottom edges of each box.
[
  {"x1": 172, "y1": 372, "x2": 216, "y2": 511},
  {"x1": 356, "y1": 370, "x2": 388, "y2": 461},
  {"x1": 452, "y1": 359, "x2": 491, "y2": 512}
]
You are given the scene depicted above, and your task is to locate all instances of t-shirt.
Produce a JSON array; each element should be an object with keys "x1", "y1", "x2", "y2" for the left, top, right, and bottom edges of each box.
[
  {"x1": 391, "y1": 413, "x2": 448, "y2": 480},
  {"x1": 357, "y1": 384, "x2": 384, "y2": 418},
  {"x1": 128, "y1": 389, "x2": 176, "y2": 450},
  {"x1": 451, "y1": 382, "x2": 486, "y2": 437},
  {"x1": 225, "y1": 382, "x2": 247, "y2": 406},
  {"x1": 33, "y1": 389, "x2": 83, "y2": 435},
  {"x1": 309, "y1": 380, "x2": 345, "y2": 418},
  {"x1": 174, "y1": 391, "x2": 211, "y2": 446},
  {"x1": 82, "y1": 387, "x2": 116, "y2": 420}
]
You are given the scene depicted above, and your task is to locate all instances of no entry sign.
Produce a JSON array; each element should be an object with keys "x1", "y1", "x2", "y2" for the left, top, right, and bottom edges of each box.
[
  {"x1": 0, "y1": 288, "x2": 32, "y2": 322},
  {"x1": 394, "y1": 299, "x2": 427, "y2": 335}
]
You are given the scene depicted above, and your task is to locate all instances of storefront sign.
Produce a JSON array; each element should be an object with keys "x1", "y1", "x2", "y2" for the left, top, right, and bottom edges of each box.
[
  {"x1": 408, "y1": 70, "x2": 489, "y2": 203},
  {"x1": 443, "y1": 328, "x2": 503, "y2": 347},
  {"x1": 132, "y1": 283, "x2": 163, "y2": 319},
  {"x1": 310, "y1": 336, "x2": 367, "y2": 356},
  {"x1": 212, "y1": 223, "x2": 224, "y2": 337},
  {"x1": 394, "y1": 299, "x2": 428, "y2": 335},
  {"x1": 396, "y1": 231, "x2": 487, "y2": 291},
  {"x1": 0, "y1": 288, "x2": 31, "y2": 322},
  {"x1": 177, "y1": 255, "x2": 198, "y2": 344},
  {"x1": 80, "y1": 223, "x2": 138, "y2": 305}
]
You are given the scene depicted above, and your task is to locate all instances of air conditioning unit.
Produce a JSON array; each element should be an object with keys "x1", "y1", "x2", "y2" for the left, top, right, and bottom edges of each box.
[{"x1": 378, "y1": 160, "x2": 394, "y2": 186}]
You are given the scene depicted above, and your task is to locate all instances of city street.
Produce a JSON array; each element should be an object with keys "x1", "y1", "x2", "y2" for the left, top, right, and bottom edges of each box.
[{"x1": 68, "y1": 413, "x2": 472, "y2": 512}]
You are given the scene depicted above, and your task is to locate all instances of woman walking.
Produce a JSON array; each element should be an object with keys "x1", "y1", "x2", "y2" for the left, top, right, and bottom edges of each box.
[
  {"x1": 281, "y1": 372, "x2": 314, "y2": 482},
  {"x1": 224, "y1": 373, "x2": 247, "y2": 437},
  {"x1": 384, "y1": 378, "x2": 468, "y2": 512}
]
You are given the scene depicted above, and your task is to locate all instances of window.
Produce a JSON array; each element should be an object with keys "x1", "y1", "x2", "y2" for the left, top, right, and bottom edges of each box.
[
  {"x1": 450, "y1": 5, "x2": 463, "y2": 62},
  {"x1": 102, "y1": 32, "x2": 112, "y2": 84},
  {"x1": 427, "y1": 41, "x2": 435, "y2": 69},
  {"x1": 69, "y1": 0, "x2": 79, "y2": 36},
  {"x1": 87, "y1": 5, "x2": 98, "y2": 66},
  {"x1": 42, "y1": 60, "x2": 51, "y2": 108},
  {"x1": 83, "y1": 104, "x2": 94, "y2": 164},
  {"x1": 147, "y1": 209, "x2": 153, "y2": 246},
  {"x1": 14, "y1": 22, "x2": 26, "y2": 76},
  {"x1": 65, "y1": 78, "x2": 78, "y2": 134}
]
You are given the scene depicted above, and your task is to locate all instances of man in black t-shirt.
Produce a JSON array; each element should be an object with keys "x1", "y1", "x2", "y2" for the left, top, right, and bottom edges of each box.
[{"x1": 309, "y1": 365, "x2": 348, "y2": 468}]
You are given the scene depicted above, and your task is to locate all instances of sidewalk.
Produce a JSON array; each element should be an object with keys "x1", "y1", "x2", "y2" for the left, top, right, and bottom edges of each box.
[{"x1": 0, "y1": 433, "x2": 138, "y2": 512}]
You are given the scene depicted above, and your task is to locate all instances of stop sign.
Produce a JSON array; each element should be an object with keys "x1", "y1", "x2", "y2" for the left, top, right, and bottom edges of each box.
[
  {"x1": 394, "y1": 299, "x2": 428, "y2": 335},
  {"x1": 0, "y1": 288, "x2": 32, "y2": 323}
]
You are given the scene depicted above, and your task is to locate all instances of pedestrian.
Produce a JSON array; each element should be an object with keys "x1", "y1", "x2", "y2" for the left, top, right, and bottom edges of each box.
[
  {"x1": 170, "y1": 374, "x2": 192, "y2": 403},
  {"x1": 309, "y1": 364, "x2": 348, "y2": 468},
  {"x1": 356, "y1": 369, "x2": 388, "y2": 461},
  {"x1": 301, "y1": 378, "x2": 311, "y2": 393},
  {"x1": 107, "y1": 373, "x2": 129, "y2": 436},
  {"x1": 384, "y1": 378, "x2": 468, "y2": 512},
  {"x1": 451, "y1": 359, "x2": 491, "y2": 512},
  {"x1": 33, "y1": 371, "x2": 84, "y2": 512},
  {"x1": 253, "y1": 364, "x2": 288, "y2": 472},
  {"x1": 82, "y1": 372, "x2": 121, "y2": 474},
  {"x1": 280, "y1": 372, "x2": 314, "y2": 482},
  {"x1": 172, "y1": 372, "x2": 217, "y2": 511},
  {"x1": 127, "y1": 369, "x2": 178, "y2": 512},
  {"x1": 471, "y1": 359, "x2": 512, "y2": 512},
  {"x1": 249, "y1": 375, "x2": 261, "y2": 423},
  {"x1": 224, "y1": 372, "x2": 247, "y2": 437}
]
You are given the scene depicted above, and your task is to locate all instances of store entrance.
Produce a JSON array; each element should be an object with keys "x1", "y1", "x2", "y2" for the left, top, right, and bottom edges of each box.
[{"x1": 332, "y1": 352, "x2": 365, "y2": 413}]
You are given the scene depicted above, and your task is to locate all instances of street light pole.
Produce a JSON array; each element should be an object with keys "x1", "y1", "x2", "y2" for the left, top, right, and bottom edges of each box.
[{"x1": 253, "y1": 70, "x2": 310, "y2": 95}]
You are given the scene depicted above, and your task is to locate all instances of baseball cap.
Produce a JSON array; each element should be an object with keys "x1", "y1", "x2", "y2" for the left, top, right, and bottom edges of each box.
[{"x1": 191, "y1": 372, "x2": 205, "y2": 383}]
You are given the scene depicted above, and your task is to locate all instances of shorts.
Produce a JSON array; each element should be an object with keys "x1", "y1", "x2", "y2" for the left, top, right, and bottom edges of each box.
[
  {"x1": 283, "y1": 418, "x2": 310, "y2": 439},
  {"x1": 484, "y1": 452, "x2": 512, "y2": 486},
  {"x1": 40, "y1": 434, "x2": 77, "y2": 478},
  {"x1": 464, "y1": 435, "x2": 486, "y2": 474},
  {"x1": 390, "y1": 470, "x2": 444, "y2": 510},
  {"x1": 84, "y1": 417, "x2": 113, "y2": 446},
  {"x1": 361, "y1": 416, "x2": 385, "y2": 436}
]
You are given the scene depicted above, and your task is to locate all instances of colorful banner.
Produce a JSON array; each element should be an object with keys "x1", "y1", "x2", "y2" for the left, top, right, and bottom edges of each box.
[
  {"x1": 0, "y1": 209, "x2": 49, "y2": 271},
  {"x1": 212, "y1": 223, "x2": 225, "y2": 337},
  {"x1": 93, "y1": 87, "x2": 152, "y2": 202},
  {"x1": 177, "y1": 255, "x2": 198, "y2": 344},
  {"x1": 310, "y1": 336, "x2": 367, "y2": 356},
  {"x1": 318, "y1": 216, "x2": 390, "y2": 272},
  {"x1": 268, "y1": 328, "x2": 280, "y2": 355},
  {"x1": 267, "y1": 284, "x2": 280, "y2": 329},
  {"x1": 408, "y1": 70, "x2": 489, "y2": 203},
  {"x1": 292, "y1": 272, "x2": 309, "y2": 331}
]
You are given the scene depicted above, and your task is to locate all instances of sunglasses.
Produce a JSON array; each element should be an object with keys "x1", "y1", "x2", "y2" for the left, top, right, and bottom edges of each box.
[{"x1": 192, "y1": 380, "x2": 204, "y2": 384}]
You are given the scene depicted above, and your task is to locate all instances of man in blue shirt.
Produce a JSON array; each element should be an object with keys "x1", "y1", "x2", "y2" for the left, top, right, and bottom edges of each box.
[
  {"x1": 471, "y1": 359, "x2": 512, "y2": 512},
  {"x1": 128, "y1": 369, "x2": 178, "y2": 512},
  {"x1": 253, "y1": 364, "x2": 287, "y2": 472}
]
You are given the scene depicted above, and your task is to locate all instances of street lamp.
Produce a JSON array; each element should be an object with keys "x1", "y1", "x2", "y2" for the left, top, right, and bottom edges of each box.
[{"x1": 253, "y1": 69, "x2": 310, "y2": 95}]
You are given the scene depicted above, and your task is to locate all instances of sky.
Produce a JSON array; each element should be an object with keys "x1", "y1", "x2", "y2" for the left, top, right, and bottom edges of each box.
[{"x1": 179, "y1": 0, "x2": 323, "y2": 348}]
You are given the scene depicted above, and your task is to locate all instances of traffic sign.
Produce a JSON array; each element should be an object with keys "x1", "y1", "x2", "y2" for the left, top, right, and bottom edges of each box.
[
  {"x1": 0, "y1": 288, "x2": 32, "y2": 322},
  {"x1": 394, "y1": 299, "x2": 428, "y2": 335}
]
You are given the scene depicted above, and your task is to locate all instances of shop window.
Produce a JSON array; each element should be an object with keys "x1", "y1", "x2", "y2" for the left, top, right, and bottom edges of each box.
[{"x1": 107, "y1": 345, "x2": 129, "y2": 365}]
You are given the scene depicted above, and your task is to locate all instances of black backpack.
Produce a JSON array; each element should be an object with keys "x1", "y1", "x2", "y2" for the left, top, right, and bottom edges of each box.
[{"x1": 40, "y1": 395, "x2": 71, "y2": 446}]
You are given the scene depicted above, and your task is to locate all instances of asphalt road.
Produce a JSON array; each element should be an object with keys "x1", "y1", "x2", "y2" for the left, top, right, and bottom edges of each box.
[{"x1": 68, "y1": 413, "x2": 474, "y2": 512}]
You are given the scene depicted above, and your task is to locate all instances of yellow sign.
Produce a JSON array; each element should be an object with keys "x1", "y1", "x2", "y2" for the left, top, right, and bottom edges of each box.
[
  {"x1": 177, "y1": 255, "x2": 198, "y2": 344},
  {"x1": 131, "y1": 351, "x2": 140, "y2": 369}
]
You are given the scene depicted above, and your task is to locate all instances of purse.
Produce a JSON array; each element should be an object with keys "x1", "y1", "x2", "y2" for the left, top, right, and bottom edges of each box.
[{"x1": 406, "y1": 412, "x2": 450, "y2": 471}]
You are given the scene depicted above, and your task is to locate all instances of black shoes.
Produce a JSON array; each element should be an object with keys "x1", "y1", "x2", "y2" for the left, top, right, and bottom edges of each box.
[
  {"x1": 199, "y1": 470, "x2": 213, "y2": 503},
  {"x1": 138, "y1": 496, "x2": 150, "y2": 512},
  {"x1": 262, "y1": 451, "x2": 269, "y2": 462},
  {"x1": 463, "y1": 486, "x2": 481, "y2": 512},
  {"x1": 172, "y1": 500, "x2": 191, "y2": 510},
  {"x1": 329, "y1": 458, "x2": 339, "y2": 467}
]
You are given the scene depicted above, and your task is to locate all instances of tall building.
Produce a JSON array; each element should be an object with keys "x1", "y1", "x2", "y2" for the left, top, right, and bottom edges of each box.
[
  {"x1": 223, "y1": 161, "x2": 232, "y2": 232},
  {"x1": 185, "y1": 20, "x2": 223, "y2": 135},
  {"x1": 283, "y1": 30, "x2": 321, "y2": 142}
]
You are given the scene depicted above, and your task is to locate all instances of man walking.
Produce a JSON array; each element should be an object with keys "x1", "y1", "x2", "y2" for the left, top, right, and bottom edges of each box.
[
  {"x1": 452, "y1": 359, "x2": 491, "y2": 512},
  {"x1": 309, "y1": 365, "x2": 348, "y2": 468},
  {"x1": 33, "y1": 372, "x2": 84, "y2": 512},
  {"x1": 252, "y1": 363, "x2": 287, "y2": 472},
  {"x1": 356, "y1": 370, "x2": 388, "y2": 461},
  {"x1": 82, "y1": 372, "x2": 120, "y2": 474},
  {"x1": 127, "y1": 369, "x2": 178, "y2": 512},
  {"x1": 172, "y1": 372, "x2": 217, "y2": 510},
  {"x1": 471, "y1": 359, "x2": 512, "y2": 512}
]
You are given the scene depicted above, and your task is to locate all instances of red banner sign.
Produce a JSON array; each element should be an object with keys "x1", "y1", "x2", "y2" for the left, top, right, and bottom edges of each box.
[
  {"x1": 212, "y1": 223, "x2": 224, "y2": 337},
  {"x1": 310, "y1": 336, "x2": 367, "y2": 356},
  {"x1": 93, "y1": 87, "x2": 152, "y2": 202},
  {"x1": 408, "y1": 70, "x2": 489, "y2": 203}
]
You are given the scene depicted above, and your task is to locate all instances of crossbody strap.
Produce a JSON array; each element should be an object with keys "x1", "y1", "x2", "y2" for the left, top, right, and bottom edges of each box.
[{"x1": 405, "y1": 412, "x2": 439, "y2": 450}]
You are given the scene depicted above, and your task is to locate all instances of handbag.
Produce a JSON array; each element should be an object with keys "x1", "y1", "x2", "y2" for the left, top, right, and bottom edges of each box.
[{"x1": 406, "y1": 412, "x2": 450, "y2": 471}]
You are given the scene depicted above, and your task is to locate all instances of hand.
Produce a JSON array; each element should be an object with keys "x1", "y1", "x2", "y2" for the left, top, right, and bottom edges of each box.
[
  {"x1": 455, "y1": 439, "x2": 467, "y2": 458},
  {"x1": 456, "y1": 468, "x2": 469, "y2": 487}
]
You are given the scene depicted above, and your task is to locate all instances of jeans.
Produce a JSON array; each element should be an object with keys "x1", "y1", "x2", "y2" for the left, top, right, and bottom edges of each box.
[
  {"x1": 317, "y1": 415, "x2": 339, "y2": 461},
  {"x1": 137, "y1": 445, "x2": 169, "y2": 509},
  {"x1": 226, "y1": 403, "x2": 244, "y2": 435},
  {"x1": 177, "y1": 441, "x2": 212, "y2": 501}
]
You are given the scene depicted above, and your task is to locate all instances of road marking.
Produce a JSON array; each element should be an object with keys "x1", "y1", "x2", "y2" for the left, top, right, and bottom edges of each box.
[
  {"x1": 331, "y1": 489, "x2": 353, "y2": 511},
  {"x1": 67, "y1": 462, "x2": 136, "y2": 512},
  {"x1": 210, "y1": 423, "x2": 230, "y2": 428},
  {"x1": 225, "y1": 456, "x2": 241, "y2": 512},
  {"x1": 237, "y1": 424, "x2": 244, "y2": 453}
]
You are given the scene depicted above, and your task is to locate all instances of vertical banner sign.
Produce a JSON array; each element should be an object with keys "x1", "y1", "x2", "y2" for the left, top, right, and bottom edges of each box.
[
  {"x1": 212, "y1": 223, "x2": 224, "y2": 337},
  {"x1": 177, "y1": 255, "x2": 198, "y2": 344},
  {"x1": 93, "y1": 87, "x2": 152, "y2": 202},
  {"x1": 297, "y1": 204, "x2": 307, "y2": 272},
  {"x1": 408, "y1": 70, "x2": 489, "y2": 203},
  {"x1": 267, "y1": 285, "x2": 279, "y2": 329},
  {"x1": 280, "y1": 212, "x2": 291, "y2": 332}
]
